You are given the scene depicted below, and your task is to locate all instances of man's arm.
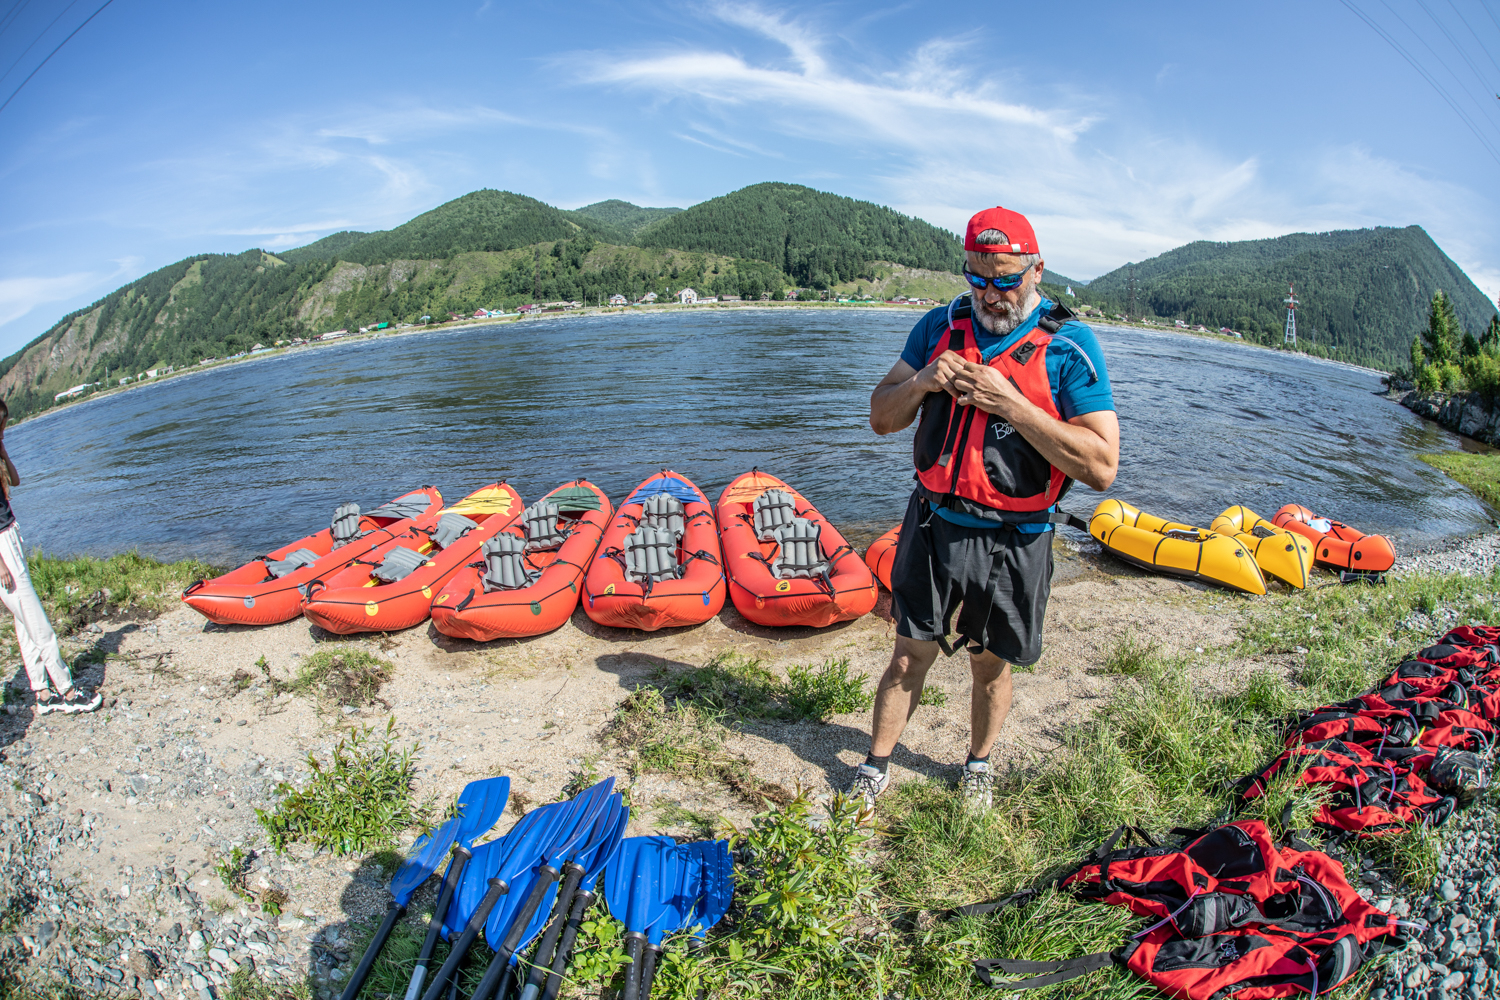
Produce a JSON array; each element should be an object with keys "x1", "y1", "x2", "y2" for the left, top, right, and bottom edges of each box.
[
  {"x1": 948, "y1": 361, "x2": 1119, "y2": 491},
  {"x1": 870, "y1": 353, "x2": 969, "y2": 435}
]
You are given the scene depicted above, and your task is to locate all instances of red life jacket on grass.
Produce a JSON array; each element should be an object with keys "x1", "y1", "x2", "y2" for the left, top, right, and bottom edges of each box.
[
  {"x1": 911, "y1": 295, "x2": 1094, "y2": 523},
  {"x1": 962, "y1": 821, "x2": 1418, "y2": 998}
]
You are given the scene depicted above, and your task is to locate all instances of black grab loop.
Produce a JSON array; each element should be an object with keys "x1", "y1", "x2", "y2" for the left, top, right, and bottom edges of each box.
[{"x1": 974, "y1": 950, "x2": 1116, "y2": 990}]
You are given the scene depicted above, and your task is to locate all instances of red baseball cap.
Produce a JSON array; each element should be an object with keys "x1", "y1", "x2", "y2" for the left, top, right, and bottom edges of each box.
[{"x1": 965, "y1": 206, "x2": 1039, "y2": 255}]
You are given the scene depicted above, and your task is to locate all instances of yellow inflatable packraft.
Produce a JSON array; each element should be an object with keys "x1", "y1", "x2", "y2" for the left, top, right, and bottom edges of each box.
[
  {"x1": 1210, "y1": 506, "x2": 1314, "y2": 589},
  {"x1": 1090, "y1": 499, "x2": 1266, "y2": 595}
]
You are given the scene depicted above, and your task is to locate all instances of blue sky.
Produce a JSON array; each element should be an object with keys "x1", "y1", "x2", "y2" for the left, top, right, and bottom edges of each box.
[{"x1": 1, "y1": 0, "x2": 1497, "y2": 356}]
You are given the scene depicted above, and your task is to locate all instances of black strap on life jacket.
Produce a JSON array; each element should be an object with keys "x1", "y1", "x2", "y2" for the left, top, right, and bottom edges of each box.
[{"x1": 974, "y1": 951, "x2": 1119, "y2": 990}]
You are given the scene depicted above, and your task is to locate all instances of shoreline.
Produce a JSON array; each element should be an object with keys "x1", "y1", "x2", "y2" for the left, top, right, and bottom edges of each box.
[{"x1": 20, "y1": 299, "x2": 1395, "y2": 431}]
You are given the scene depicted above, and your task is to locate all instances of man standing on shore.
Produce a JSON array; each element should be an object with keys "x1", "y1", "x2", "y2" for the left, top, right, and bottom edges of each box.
[
  {"x1": 851, "y1": 206, "x2": 1118, "y2": 810},
  {"x1": 0, "y1": 401, "x2": 101, "y2": 715}
]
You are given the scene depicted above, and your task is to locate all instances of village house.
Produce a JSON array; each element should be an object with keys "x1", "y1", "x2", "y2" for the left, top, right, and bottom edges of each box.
[
  {"x1": 639, "y1": 292, "x2": 658, "y2": 303},
  {"x1": 609, "y1": 294, "x2": 627, "y2": 306},
  {"x1": 676, "y1": 288, "x2": 698, "y2": 304}
]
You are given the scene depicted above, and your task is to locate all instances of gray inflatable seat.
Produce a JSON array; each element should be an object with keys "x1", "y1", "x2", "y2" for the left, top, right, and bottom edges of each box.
[
  {"x1": 481, "y1": 532, "x2": 540, "y2": 592},
  {"x1": 623, "y1": 525, "x2": 681, "y2": 584},
  {"x1": 752, "y1": 489, "x2": 797, "y2": 541},
  {"x1": 330, "y1": 503, "x2": 362, "y2": 549},
  {"x1": 371, "y1": 546, "x2": 429, "y2": 584},
  {"x1": 265, "y1": 548, "x2": 319, "y2": 579},
  {"x1": 524, "y1": 501, "x2": 568, "y2": 552},
  {"x1": 771, "y1": 518, "x2": 828, "y2": 580},
  {"x1": 364, "y1": 492, "x2": 431, "y2": 522},
  {"x1": 430, "y1": 512, "x2": 480, "y2": 550},
  {"x1": 640, "y1": 493, "x2": 686, "y2": 540}
]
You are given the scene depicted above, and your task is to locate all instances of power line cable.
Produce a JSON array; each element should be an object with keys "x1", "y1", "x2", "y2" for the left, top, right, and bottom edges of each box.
[
  {"x1": 1412, "y1": 0, "x2": 1500, "y2": 126},
  {"x1": 1382, "y1": 0, "x2": 1500, "y2": 132},
  {"x1": 1480, "y1": 0, "x2": 1500, "y2": 36},
  {"x1": 1340, "y1": 0, "x2": 1500, "y2": 165},
  {"x1": 0, "y1": 0, "x2": 112, "y2": 116},
  {"x1": 1444, "y1": 0, "x2": 1500, "y2": 78},
  {"x1": 0, "y1": 0, "x2": 79, "y2": 87},
  {"x1": 0, "y1": 0, "x2": 37, "y2": 40}
]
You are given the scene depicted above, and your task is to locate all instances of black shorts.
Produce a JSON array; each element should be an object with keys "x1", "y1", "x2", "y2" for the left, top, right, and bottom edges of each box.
[{"x1": 889, "y1": 491, "x2": 1053, "y2": 665}]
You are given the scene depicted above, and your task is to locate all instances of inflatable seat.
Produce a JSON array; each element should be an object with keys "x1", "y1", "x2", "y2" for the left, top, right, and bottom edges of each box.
[
  {"x1": 624, "y1": 525, "x2": 681, "y2": 585},
  {"x1": 264, "y1": 548, "x2": 319, "y2": 579},
  {"x1": 752, "y1": 489, "x2": 797, "y2": 541},
  {"x1": 524, "y1": 501, "x2": 568, "y2": 551},
  {"x1": 429, "y1": 512, "x2": 479, "y2": 549},
  {"x1": 331, "y1": 503, "x2": 363, "y2": 548},
  {"x1": 771, "y1": 519, "x2": 828, "y2": 580},
  {"x1": 481, "y1": 532, "x2": 540, "y2": 592},
  {"x1": 372, "y1": 546, "x2": 429, "y2": 583},
  {"x1": 640, "y1": 494, "x2": 685, "y2": 540}
]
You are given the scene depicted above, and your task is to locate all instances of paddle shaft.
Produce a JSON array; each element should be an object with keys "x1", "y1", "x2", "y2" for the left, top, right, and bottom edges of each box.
[
  {"x1": 404, "y1": 847, "x2": 472, "y2": 1000},
  {"x1": 468, "y1": 866, "x2": 562, "y2": 1000},
  {"x1": 639, "y1": 945, "x2": 661, "y2": 1000},
  {"x1": 517, "y1": 863, "x2": 586, "y2": 1000},
  {"x1": 539, "y1": 888, "x2": 596, "y2": 1000},
  {"x1": 338, "y1": 900, "x2": 403, "y2": 1000},
  {"x1": 420, "y1": 878, "x2": 509, "y2": 1000},
  {"x1": 621, "y1": 932, "x2": 647, "y2": 1000}
]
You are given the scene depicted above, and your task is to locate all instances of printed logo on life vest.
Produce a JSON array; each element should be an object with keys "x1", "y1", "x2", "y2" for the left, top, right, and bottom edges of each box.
[{"x1": 991, "y1": 421, "x2": 1017, "y2": 441}]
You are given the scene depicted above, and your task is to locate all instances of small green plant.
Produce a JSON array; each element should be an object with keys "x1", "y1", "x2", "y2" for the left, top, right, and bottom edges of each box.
[
  {"x1": 656, "y1": 651, "x2": 785, "y2": 719},
  {"x1": 25, "y1": 550, "x2": 220, "y2": 628},
  {"x1": 784, "y1": 657, "x2": 873, "y2": 721},
  {"x1": 215, "y1": 846, "x2": 252, "y2": 901},
  {"x1": 918, "y1": 685, "x2": 948, "y2": 707},
  {"x1": 1101, "y1": 634, "x2": 1160, "y2": 675},
  {"x1": 655, "y1": 802, "x2": 717, "y2": 839},
  {"x1": 257, "y1": 717, "x2": 430, "y2": 855},
  {"x1": 222, "y1": 962, "x2": 311, "y2": 1000},
  {"x1": 560, "y1": 754, "x2": 602, "y2": 799},
  {"x1": 288, "y1": 649, "x2": 391, "y2": 709}
]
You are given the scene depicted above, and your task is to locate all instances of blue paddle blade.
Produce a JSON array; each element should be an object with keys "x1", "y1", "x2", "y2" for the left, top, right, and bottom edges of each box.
[
  {"x1": 578, "y1": 801, "x2": 629, "y2": 896},
  {"x1": 644, "y1": 843, "x2": 685, "y2": 946},
  {"x1": 694, "y1": 841, "x2": 733, "y2": 938},
  {"x1": 443, "y1": 801, "x2": 554, "y2": 940},
  {"x1": 603, "y1": 837, "x2": 664, "y2": 927},
  {"x1": 388, "y1": 815, "x2": 462, "y2": 907},
  {"x1": 484, "y1": 779, "x2": 616, "y2": 949},
  {"x1": 454, "y1": 776, "x2": 511, "y2": 848},
  {"x1": 479, "y1": 798, "x2": 580, "y2": 947},
  {"x1": 579, "y1": 795, "x2": 628, "y2": 877}
]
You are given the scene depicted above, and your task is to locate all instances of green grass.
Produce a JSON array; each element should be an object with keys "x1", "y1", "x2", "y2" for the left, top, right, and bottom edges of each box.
[
  {"x1": 24, "y1": 550, "x2": 219, "y2": 628},
  {"x1": 257, "y1": 717, "x2": 431, "y2": 856},
  {"x1": 1419, "y1": 449, "x2": 1500, "y2": 510},
  {"x1": 655, "y1": 651, "x2": 872, "y2": 723},
  {"x1": 919, "y1": 685, "x2": 948, "y2": 707},
  {"x1": 287, "y1": 649, "x2": 393, "y2": 708}
]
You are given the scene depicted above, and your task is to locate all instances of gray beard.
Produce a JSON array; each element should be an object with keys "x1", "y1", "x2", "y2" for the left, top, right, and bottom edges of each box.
[{"x1": 973, "y1": 288, "x2": 1041, "y2": 335}]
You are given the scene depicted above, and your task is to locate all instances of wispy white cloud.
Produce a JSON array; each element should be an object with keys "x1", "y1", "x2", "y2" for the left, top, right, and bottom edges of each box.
[
  {"x1": 0, "y1": 258, "x2": 142, "y2": 330},
  {"x1": 673, "y1": 132, "x2": 746, "y2": 157},
  {"x1": 578, "y1": 2, "x2": 1496, "y2": 297}
]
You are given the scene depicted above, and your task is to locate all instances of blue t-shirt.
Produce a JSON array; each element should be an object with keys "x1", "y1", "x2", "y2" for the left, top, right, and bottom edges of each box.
[{"x1": 899, "y1": 296, "x2": 1115, "y2": 531}]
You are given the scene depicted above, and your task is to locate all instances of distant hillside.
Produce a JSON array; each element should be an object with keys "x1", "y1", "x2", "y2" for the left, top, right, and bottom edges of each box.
[
  {"x1": 634, "y1": 182, "x2": 963, "y2": 288},
  {"x1": 279, "y1": 190, "x2": 622, "y2": 265},
  {"x1": 570, "y1": 200, "x2": 682, "y2": 238},
  {"x1": 1082, "y1": 226, "x2": 1495, "y2": 369}
]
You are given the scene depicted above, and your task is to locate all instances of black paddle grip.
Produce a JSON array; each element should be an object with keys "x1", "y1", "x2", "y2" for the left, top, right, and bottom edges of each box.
[
  {"x1": 540, "y1": 889, "x2": 596, "y2": 1000},
  {"x1": 469, "y1": 866, "x2": 563, "y2": 1000},
  {"x1": 639, "y1": 945, "x2": 661, "y2": 1000},
  {"x1": 621, "y1": 932, "x2": 647, "y2": 1000},
  {"x1": 519, "y1": 863, "x2": 586, "y2": 1000},
  {"x1": 339, "y1": 900, "x2": 402, "y2": 1000},
  {"x1": 420, "y1": 878, "x2": 508, "y2": 1000},
  {"x1": 404, "y1": 847, "x2": 471, "y2": 1000}
]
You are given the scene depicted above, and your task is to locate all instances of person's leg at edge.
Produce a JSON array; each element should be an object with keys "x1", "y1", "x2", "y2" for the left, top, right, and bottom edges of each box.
[
  {"x1": 0, "y1": 525, "x2": 77, "y2": 706},
  {"x1": 960, "y1": 648, "x2": 1012, "y2": 810},
  {"x1": 849, "y1": 634, "x2": 941, "y2": 808}
]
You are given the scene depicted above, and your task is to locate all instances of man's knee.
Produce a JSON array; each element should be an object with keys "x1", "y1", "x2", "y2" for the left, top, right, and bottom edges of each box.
[
  {"x1": 969, "y1": 649, "x2": 1012, "y2": 686},
  {"x1": 884, "y1": 636, "x2": 940, "y2": 688}
]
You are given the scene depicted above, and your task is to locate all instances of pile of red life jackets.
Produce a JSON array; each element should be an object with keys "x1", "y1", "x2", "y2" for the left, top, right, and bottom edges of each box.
[
  {"x1": 967, "y1": 627, "x2": 1500, "y2": 996},
  {"x1": 966, "y1": 820, "x2": 1421, "y2": 998},
  {"x1": 1234, "y1": 625, "x2": 1497, "y2": 839}
]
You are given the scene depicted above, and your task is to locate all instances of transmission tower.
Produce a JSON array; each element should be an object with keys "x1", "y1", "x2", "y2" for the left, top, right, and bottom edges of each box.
[
  {"x1": 1283, "y1": 282, "x2": 1299, "y2": 346},
  {"x1": 1127, "y1": 266, "x2": 1137, "y2": 321}
]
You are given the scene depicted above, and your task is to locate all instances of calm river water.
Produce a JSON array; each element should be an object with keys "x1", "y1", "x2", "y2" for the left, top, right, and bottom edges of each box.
[{"x1": 7, "y1": 309, "x2": 1492, "y2": 565}]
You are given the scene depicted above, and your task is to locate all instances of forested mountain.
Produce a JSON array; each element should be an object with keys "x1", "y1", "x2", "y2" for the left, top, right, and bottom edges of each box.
[
  {"x1": 7, "y1": 180, "x2": 1493, "y2": 424},
  {"x1": 570, "y1": 200, "x2": 682, "y2": 238},
  {"x1": 277, "y1": 190, "x2": 622, "y2": 265},
  {"x1": 633, "y1": 182, "x2": 964, "y2": 287},
  {"x1": 1080, "y1": 226, "x2": 1495, "y2": 369}
]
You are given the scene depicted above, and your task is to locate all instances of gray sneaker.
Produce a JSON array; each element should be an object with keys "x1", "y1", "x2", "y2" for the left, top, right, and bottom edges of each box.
[
  {"x1": 960, "y1": 760, "x2": 993, "y2": 811},
  {"x1": 847, "y1": 763, "x2": 890, "y2": 810}
]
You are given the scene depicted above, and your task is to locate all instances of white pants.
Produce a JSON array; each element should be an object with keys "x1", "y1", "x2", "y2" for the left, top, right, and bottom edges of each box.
[{"x1": 0, "y1": 525, "x2": 71, "y2": 695}]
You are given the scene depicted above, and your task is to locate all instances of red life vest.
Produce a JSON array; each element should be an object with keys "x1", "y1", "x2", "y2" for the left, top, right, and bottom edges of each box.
[{"x1": 912, "y1": 295, "x2": 1088, "y2": 521}]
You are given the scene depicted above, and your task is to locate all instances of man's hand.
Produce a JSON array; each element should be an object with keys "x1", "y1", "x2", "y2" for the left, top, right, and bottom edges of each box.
[
  {"x1": 949, "y1": 360, "x2": 1026, "y2": 417},
  {"x1": 0, "y1": 562, "x2": 14, "y2": 593},
  {"x1": 914, "y1": 350, "x2": 969, "y2": 398}
]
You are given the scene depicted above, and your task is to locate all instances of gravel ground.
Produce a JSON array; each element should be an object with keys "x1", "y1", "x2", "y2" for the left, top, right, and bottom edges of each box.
[{"x1": 1395, "y1": 529, "x2": 1500, "y2": 579}]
